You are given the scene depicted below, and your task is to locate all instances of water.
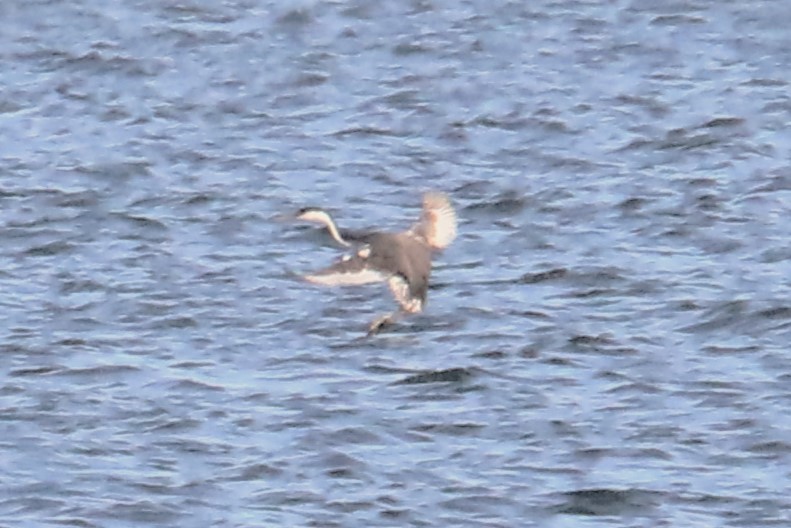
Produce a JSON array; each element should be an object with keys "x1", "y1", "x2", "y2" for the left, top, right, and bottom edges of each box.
[{"x1": 1, "y1": 1, "x2": 790, "y2": 526}]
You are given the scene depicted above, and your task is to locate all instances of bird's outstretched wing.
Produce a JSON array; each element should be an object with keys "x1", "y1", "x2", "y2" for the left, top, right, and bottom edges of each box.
[
  {"x1": 409, "y1": 191, "x2": 457, "y2": 250},
  {"x1": 303, "y1": 250, "x2": 388, "y2": 286}
]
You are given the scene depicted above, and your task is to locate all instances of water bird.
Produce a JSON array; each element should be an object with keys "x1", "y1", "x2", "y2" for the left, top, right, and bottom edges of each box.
[{"x1": 298, "y1": 192, "x2": 457, "y2": 335}]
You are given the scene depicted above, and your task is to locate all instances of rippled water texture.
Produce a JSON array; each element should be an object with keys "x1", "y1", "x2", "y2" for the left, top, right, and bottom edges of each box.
[{"x1": 2, "y1": 1, "x2": 790, "y2": 526}]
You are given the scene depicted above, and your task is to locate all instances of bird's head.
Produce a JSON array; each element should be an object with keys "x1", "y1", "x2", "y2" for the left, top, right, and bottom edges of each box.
[{"x1": 295, "y1": 207, "x2": 334, "y2": 226}]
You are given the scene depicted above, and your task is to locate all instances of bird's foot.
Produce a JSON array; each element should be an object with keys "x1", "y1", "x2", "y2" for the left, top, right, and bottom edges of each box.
[{"x1": 367, "y1": 313, "x2": 396, "y2": 336}]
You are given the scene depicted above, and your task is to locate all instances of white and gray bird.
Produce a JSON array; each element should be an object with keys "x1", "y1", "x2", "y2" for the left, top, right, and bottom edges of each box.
[{"x1": 296, "y1": 192, "x2": 457, "y2": 334}]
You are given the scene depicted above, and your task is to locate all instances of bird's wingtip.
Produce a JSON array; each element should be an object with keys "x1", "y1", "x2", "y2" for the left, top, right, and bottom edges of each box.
[{"x1": 420, "y1": 191, "x2": 457, "y2": 250}]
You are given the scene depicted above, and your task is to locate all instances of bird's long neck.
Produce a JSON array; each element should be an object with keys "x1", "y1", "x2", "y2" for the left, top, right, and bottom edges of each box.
[{"x1": 320, "y1": 212, "x2": 351, "y2": 247}]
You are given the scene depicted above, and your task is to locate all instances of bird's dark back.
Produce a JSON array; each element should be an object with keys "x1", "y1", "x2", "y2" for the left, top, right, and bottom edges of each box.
[{"x1": 366, "y1": 233, "x2": 432, "y2": 303}]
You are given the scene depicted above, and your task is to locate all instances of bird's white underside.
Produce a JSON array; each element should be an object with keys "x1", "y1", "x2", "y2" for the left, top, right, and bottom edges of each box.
[
  {"x1": 303, "y1": 268, "x2": 388, "y2": 286},
  {"x1": 388, "y1": 275, "x2": 423, "y2": 313}
]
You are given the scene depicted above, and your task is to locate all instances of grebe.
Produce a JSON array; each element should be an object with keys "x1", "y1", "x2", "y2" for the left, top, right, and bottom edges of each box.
[{"x1": 300, "y1": 192, "x2": 457, "y2": 335}]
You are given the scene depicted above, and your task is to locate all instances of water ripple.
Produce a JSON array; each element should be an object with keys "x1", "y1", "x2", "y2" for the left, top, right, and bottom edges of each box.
[{"x1": 1, "y1": 0, "x2": 790, "y2": 526}]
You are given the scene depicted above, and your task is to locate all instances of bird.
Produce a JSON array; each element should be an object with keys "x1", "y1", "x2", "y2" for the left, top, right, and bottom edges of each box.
[{"x1": 299, "y1": 192, "x2": 457, "y2": 335}]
